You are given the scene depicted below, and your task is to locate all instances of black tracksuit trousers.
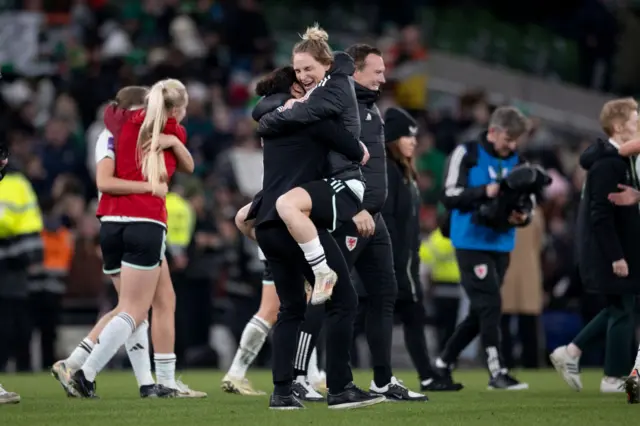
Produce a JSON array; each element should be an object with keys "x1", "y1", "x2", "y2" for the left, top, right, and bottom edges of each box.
[
  {"x1": 256, "y1": 222, "x2": 357, "y2": 394},
  {"x1": 440, "y1": 249, "x2": 510, "y2": 376},
  {"x1": 294, "y1": 213, "x2": 397, "y2": 387}
]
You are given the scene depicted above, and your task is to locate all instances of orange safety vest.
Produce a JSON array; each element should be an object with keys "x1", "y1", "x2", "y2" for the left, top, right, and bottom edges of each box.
[{"x1": 41, "y1": 227, "x2": 74, "y2": 275}]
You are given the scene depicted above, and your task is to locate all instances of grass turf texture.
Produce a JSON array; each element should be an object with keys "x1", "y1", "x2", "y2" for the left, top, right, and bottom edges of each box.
[{"x1": 0, "y1": 369, "x2": 633, "y2": 426}]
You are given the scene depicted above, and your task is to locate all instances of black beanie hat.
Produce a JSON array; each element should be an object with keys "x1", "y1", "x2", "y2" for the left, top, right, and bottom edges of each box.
[{"x1": 384, "y1": 107, "x2": 418, "y2": 143}]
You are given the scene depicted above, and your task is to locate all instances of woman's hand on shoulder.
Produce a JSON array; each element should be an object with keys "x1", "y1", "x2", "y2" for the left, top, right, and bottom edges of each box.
[{"x1": 141, "y1": 135, "x2": 180, "y2": 152}]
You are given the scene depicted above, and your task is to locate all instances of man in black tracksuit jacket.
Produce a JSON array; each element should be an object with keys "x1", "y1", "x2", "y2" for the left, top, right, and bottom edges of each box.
[{"x1": 252, "y1": 79, "x2": 383, "y2": 410}]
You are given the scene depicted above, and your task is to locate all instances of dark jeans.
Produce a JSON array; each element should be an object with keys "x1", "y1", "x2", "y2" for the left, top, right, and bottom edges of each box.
[
  {"x1": 0, "y1": 297, "x2": 31, "y2": 372},
  {"x1": 572, "y1": 294, "x2": 635, "y2": 377},
  {"x1": 500, "y1": 314, "x2": 540, "y2": 369},
  {"x1": 29, "y1": 291, "x2": 62, "y2": 370},
  {"x1": 174, "y1": 275, "x2": 212, "y2": 365}
]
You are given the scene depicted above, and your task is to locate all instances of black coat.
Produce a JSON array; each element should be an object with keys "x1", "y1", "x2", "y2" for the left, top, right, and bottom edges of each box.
[
  {"x1": 382, "y1": 157, "x2": 421, "y2": 302},
  {"x1": 250, "y1": 93, "x2": 364, "y2": 227},
  {"x1": 354, "y1": 83, "x2": 387, "y2": 214},
  {"x1": 577, "y1": 139, "x2": 640, "y2": 295},
  {"x1": 256, "y1": 52, "x2": 362, "y2": 182}
]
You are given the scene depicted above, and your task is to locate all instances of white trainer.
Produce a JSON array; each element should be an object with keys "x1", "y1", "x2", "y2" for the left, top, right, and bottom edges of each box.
[
  {"x1": 0, "y1": 384, "x2": 20, "y2": 404},
  {"x1": 600, "y1": 377, "x2": 625, "y2": 393},
  {"x1": 550, "y1": 346, "x2": 582, "y2": 391}
]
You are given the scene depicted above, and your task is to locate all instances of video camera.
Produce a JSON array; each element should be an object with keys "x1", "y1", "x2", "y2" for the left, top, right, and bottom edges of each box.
[{"x1": 473, "y1": 164, "x2": 551, "y2": 232}]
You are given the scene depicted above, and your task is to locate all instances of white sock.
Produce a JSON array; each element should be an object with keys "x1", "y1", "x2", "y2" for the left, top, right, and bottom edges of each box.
[
  {"x1": 228, "y1": 316, "x2": 271, "y2": 378},
  {"x1": 485, "y1": 346, "x2": 502, "y2": 378},
  {"x1": 633, "y1": 344, "x2": 640, "y2": 372},
  {"x1": 154, "y1": 353, "x2": 177, "y2": 389},
  {"x1": 125, "y1": 320, "x2": 155, "y2": 387},
  {"x1": 299, "y1": 237, "x2": 328, "y2": 272},
  {"x1": 307, "y1": 347, "x2": 321, "y2": 380},
  {"x1": 435, "y1": 357, "x2": 448, "y2": 369},
  {"x1": 82, "y1": 312, "x2": 136, "y2": 382},
  {"x1": 66, "y1": 338, "x2": 94, "y2": 370}
]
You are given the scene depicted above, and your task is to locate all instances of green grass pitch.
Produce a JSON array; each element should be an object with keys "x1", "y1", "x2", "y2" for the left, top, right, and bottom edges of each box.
[{"x1": 0, "y1": 369, "x2": 635, "y2": 426}]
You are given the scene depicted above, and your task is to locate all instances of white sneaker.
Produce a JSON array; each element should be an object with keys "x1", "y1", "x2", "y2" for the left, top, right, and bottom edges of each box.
[
  {"x1": 550, "y1": 346, "x2": 582, "y2": 391},
  {"x1": 600, "y1": 377, "x2": 625, "y2": 393},
  {"x1": 310, "y1": 268, "x2": 337, "y2": 305},
  {"x1": 0, "y1": 384, "x2": 20, "y2": 404},
  {"x1": 292, "y1": 376, "x2": 325, "y2": 401},
  {"x1": 370, "y1": 377, "x2": 428, "y2": 401}
]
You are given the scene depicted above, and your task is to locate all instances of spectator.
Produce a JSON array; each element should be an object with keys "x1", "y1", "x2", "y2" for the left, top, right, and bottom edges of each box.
[{"x1": 29, "y1": 197, "x2": 74, "y2": 370}]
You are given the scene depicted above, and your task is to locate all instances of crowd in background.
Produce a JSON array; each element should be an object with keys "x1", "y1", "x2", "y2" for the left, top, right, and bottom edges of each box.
[{"x1": 0, "y1": 0, "x2": 623, "y2": 372}]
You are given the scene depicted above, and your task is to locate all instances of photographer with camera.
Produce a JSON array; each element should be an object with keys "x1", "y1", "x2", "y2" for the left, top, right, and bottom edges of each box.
[{"x1": 434, "y1": 106, "x2": 532, "y2": 391}]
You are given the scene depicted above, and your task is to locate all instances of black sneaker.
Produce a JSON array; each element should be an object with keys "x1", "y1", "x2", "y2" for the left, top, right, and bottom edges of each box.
[
  {"x1": 488, "y1": 373, "x2": 529, "y2": 390},
  {"x1": 327, "y1": 382, "x2": 386, "y2": 410},
  {"x1": 291, "y1": 378, "x2": 325, "y2": 402},
  {"x1": 421, "y1": 375, "x2": 464, "y2": 392},
  {"x1": 370, "y1": 377, "x2": 428, "y2": 401},
  {"x1": 625, "y1": 371, "x2": 640, "y2": 404},
  {"x1": 269, "y1": 393, "x2": 305, "y2": 410},
  {"x1": 70, "y1": 370, "x2": 98, "y2": 398},
  {"x1": 140, "y1": 384, "x2": 178, "y2": 398}
]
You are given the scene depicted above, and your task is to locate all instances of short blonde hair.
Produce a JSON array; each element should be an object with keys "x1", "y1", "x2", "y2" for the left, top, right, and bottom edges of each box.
[
  {"x1": 137, "y1": 78, "x2": 187, "y2": 193},
  {"x1": 600, "y1": 97, "x2": 638, "y2": 137},
  {"x1": 292, "y1": 23, "x2": 333, "y2": 66}
]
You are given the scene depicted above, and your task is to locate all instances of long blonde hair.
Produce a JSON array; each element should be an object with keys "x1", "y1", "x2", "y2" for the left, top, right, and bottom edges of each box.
[
  {"x1": 292, "y1": 23, "x2": 333, "y2": 66},
  {"x1": 137, "y1": 79, "x2": 187, "y2": 193}
]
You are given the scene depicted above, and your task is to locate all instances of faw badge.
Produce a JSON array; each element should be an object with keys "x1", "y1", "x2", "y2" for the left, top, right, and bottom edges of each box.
[
  {"x1": 345, "y1": 236, "x2": 358, "y2": 251},
  {"x1": 473, "y1": 264, "x2": 488, "y2": 280}
]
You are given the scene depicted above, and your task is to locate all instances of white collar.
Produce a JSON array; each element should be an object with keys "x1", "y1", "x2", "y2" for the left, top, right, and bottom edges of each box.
[{"x1": 608, "y1": 138, "x2": 620, "y2": 150}]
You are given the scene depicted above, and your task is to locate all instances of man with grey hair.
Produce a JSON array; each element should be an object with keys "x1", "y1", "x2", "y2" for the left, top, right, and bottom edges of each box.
[{"x1": 435, "y1": 106, "x2": 532, "y2": 390}]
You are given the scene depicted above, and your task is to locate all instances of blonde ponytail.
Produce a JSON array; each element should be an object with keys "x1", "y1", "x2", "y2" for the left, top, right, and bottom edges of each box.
[{"x1": 136, "y1": 78, "x2": 187, "y2": 193}]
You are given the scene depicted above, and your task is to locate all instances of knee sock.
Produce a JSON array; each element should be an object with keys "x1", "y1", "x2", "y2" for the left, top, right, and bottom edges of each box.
[
  {"x1": 81, "y1": 312, "x2": 136, "y2": 382},
  {"x1": 154, "y1": 353, "x2": 178, "y2": 389},
  {"x1": 299, "y1": 238, "x2": 329, "y2": 272},
  {"x1": 228, "y1": 315, "x2": 271, "y2": 378},
  {"x1": 66, "y1": 338, "x2": 94, "y2": 370},
  {"x1": 125, "y1": 320, "x2": 154, "y2": 387}
]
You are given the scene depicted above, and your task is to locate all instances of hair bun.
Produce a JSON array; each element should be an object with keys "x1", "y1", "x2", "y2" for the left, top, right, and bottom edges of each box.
[{"x1": 302, "y1": 23, "x2": 328, "y2": 42}]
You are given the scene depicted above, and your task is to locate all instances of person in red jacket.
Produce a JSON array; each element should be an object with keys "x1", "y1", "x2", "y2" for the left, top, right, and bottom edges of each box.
[{"x1": 69, "y1": 79, "x2": 190, "y2": 397}]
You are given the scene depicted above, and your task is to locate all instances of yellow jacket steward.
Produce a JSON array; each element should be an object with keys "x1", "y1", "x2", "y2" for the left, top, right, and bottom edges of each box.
[
  {"x1": 419, "y1": 228, "x2": 460, "y2": 284},
  {"x1": 165, "y1": 192, "x2": 194, "y2": 257},
  {"x1": 0, "y1": 172, "x2": 44, "y2": 298}
]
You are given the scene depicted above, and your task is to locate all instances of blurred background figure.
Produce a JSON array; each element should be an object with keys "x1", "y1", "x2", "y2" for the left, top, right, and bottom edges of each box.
[
  {"x1": 420, "y1": 211, "x2": 461, "y2": 353},
  {"x1": 29, "y1": 197, "x2": 74, "y2": 371},
  {"x1": 0, "y1": 0, "x2": 633, "y2": 376},
  {"x1": 500, "y1": 205, "x2": 545, "y2": 369}
]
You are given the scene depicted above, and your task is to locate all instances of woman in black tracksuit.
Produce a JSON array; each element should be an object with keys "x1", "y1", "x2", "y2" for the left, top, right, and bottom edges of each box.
[{"x1": 382, "y1": 107, "x2": 463, "y2": 391}]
